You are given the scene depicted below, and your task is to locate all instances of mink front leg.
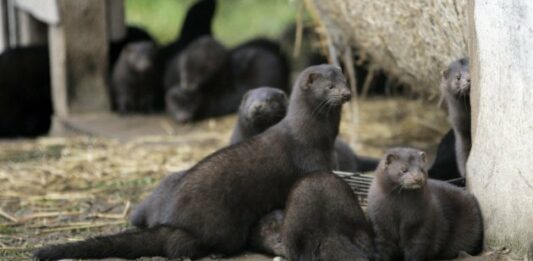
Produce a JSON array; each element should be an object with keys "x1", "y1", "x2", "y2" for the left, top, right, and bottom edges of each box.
[{"x1": 374, "y1": 233, "x2": 398, "y2": 261}]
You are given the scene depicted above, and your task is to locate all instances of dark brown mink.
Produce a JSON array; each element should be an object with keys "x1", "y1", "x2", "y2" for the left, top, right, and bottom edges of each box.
[
  {"x1": 165, "y1": 36, "x2": 233, "y2": 123},
  {"x1": 229, "y1": 87, "x2": 288, "y2": 144},
  {"x1": 33, "y1": 64, "x2": 351, "y2": 260},
  {"x1": 281, "y1": 172, "x2": 374, "y2": 261},
  {"x1": 367, "y1": 147, "x2": 483, "y2": 261},
  {"x1": 229, "y1": 86, "x2": 378, "y2": 173},
  {"x1": 157, "y1": 0, "x2": 216, "y2": 65},
  {"x1": 109, "y1": 26, "x2": 155, "y2": 74},
  {"x1": 440, "y1": 58, "x2": 471, "y2": 177},
  {"x1": 111, "y1": 41, "x2": 161, "y2": 114},
  {"x1": 129, "y1": 170, "x2": 186, "y2": 228},
  {"x1": 157, "y1": 0, "x2": 216, "y2": 112},
  {"x1": 248, "y1": 209, "x2": 285, "y2": 257}
]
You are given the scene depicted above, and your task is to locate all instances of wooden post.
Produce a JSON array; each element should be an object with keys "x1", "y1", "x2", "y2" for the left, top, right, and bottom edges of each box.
[
  {"x1": 467, "y1": 0, "x2": 533, "y2": 257},
  {"x1": 48, "y1": 0, "x2": 110, "y2": 118}
]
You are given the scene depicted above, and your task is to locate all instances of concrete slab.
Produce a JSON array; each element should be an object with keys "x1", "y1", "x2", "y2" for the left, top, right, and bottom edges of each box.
[{"x1": 55, "y1": 113, "x2": 178, "y2": 141}]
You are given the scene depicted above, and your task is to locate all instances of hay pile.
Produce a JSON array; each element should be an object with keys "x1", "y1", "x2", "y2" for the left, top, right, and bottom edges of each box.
[{"x1": 304, "y1": 0, "x2": 469, "y2": 97}]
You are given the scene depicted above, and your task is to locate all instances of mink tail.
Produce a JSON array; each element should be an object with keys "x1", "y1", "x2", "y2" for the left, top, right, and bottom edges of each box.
[{"x1": 33, "y1": 225, "x2": 207, "y2": 260}]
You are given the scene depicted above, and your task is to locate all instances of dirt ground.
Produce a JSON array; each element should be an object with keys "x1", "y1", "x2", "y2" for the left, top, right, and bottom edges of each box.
[{"x1": 0, "y1": 97, "x2": 470, "y2": 260}]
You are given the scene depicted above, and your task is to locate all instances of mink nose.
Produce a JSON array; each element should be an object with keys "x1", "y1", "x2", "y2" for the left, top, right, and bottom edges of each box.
[
  {"x1": 340, "y1": 90, "x2": 352, "y2": 102},
  {"x1": 414, "y1": 174, "x2": 425, "y2": 184},
  {"x1": 251, "y1": 102, "x2": 267, "y2": 114}
]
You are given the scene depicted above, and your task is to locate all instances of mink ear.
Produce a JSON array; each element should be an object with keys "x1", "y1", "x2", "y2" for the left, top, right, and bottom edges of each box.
[
  {"x1": 303, "y1": 72, "x2": 319, "y2": 89},
  {"x1": 239, "y1": 92, "x2": 250, "y2": 108},
  {"x1": 385, "y1": 153, "x2": 397, "y2": 165},
  {"x1": 419, "y1": 151, "x2": 426, "y2": 163}
]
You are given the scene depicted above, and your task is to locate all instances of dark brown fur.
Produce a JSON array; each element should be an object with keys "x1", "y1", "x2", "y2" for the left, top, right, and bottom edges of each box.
[
  {"x1": 165, "y1": 37, "x2": 289, "y2": 123},
  {"x1": 248, "y1": 209, "x2": 285, "y2": 256},
  {"x1": 165, "y1": 36, "x2": 233, "y2": 123},
  {"x1": 0, "y1": 45, "x2": 52, "y2": 137},
  {"x1": 230, "y1": 38, "x2": 290, "y2": 94},
  {"x1": 34, "y1": 64, "x2": 351, "y2": 260},
  {"x1": 440, "y1": 58, "x2": 471, "y2": 177},
  {"x1": 367, "y1": 147, "x2": 483, "y2": 261},
  {"x1": 282, "y1": 172, "x2": 374, "y2": 261},
  {"x1": 111, "y1": 41, "x2": 160, "y2": 114},
  {"x1": 428, "y1": 129, "x2": 464, "y2": 186},
  {"x1": 230, "y1": 87, "x2": 288, "y2": 144},
  {"x1": 333, "y1": 140, "x2": 379, "y2": 173}
]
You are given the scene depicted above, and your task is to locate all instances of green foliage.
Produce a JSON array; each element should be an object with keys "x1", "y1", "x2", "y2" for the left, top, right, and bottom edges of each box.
[{"x1": 125, "y1": 0, "x2": 296, "y2": 46}]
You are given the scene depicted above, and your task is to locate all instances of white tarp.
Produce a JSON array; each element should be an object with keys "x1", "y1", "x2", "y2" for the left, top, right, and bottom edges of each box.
[{"x1": 15, "y1": 0, "x2": 59, "y2": 25}]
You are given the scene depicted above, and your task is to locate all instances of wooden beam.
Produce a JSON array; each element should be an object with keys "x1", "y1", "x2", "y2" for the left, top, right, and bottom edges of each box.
[{"x1": 48, "y1": 0, "x2": 110, "y2": 117}]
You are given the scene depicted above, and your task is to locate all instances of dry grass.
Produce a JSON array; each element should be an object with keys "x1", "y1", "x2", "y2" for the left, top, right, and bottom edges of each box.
[
  {"x1": 303, "y1": 0, "x2": 469, "y2": 97},
  {"x1": 0, "y1": 98, "x2": 449, "y2": 260}
]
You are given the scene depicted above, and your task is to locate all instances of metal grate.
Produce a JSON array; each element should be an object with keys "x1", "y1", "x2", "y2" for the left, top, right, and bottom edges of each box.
[{"x1": 333, "y1": 170, "x2": 373, "y2": 207}]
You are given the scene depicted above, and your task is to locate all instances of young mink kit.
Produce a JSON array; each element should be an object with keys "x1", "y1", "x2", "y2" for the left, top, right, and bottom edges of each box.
[
  {"x1": 368, "y1": 147, "x2": 483, "y2": 261},
  {"x1": 34, "y1": 64, "x2": 351, "y2": 260}
]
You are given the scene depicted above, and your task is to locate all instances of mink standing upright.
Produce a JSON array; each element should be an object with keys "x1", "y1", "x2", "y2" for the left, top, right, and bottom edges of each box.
[
  {"x1": 34, "y1": 64, "x2": 351, "y2": 260},
  {"x1": 440, "y1": 58, "x2": 471, "y2": 177},
  {"x1": 160, "y1": 0, "x2": 217, "y2": 94},
  {"x1": 158, "y1": 0, "x2": 216, "y2": 63},
  {"x1": 112, "y1": 41, "x2": 160, "y2": 114},
  {"x1": 165, "y1": 36, "x2": 235, "y2": 122}
]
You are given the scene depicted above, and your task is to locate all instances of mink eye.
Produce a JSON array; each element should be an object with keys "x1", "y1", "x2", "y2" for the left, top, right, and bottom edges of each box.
[
  {"x1": 456, "y1": 74, "x2": 461, "y2": 80},
  {"x1": 400, "y1": 166, "x2": 407, "y2": 173},
  {"x1": 328, "y1": 84, "x2": 334, "y2": 90}
]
